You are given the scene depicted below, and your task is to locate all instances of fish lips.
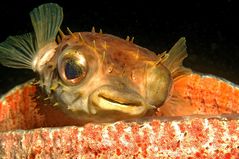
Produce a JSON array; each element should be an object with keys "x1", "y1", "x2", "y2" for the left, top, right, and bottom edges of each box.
[{"x1": 89, "y1": 85, "x2": 153, "y2": 116}]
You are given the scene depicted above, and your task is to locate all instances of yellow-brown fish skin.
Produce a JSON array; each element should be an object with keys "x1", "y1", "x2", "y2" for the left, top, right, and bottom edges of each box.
[{"x1": 45, "y1": 32, "x2": 172, "y2": 122}]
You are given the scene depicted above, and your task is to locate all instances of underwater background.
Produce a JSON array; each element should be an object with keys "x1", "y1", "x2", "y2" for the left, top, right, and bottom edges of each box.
[{"x1": 0, "y1": 0, "x2": 238, "y2": 95}]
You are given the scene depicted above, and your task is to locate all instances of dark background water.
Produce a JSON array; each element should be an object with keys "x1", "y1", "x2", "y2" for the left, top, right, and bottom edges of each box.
[{"x1": 0, "y1": 0, "x2": 238, "y2": 95}]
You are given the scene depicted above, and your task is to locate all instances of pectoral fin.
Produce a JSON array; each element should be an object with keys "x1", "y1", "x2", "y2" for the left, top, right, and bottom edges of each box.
[
  {"x1": 0, "y1": 3, "x2": 63, "y2": 71},
  {"x1": 162, "y1": 37, "x2": 191, "y2": 80}
]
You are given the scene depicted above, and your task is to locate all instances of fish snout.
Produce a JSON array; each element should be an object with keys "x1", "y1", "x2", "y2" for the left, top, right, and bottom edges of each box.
[{"x1": 89, "y1": 85, "x2": 153, "y2": 116}]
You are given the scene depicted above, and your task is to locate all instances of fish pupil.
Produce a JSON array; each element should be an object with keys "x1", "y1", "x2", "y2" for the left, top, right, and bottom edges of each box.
[{"x1": 65, "y1": 59, "x2": 83, "y2": 79}]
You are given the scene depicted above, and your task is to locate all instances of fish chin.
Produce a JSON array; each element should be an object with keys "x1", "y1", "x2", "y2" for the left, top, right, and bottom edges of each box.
[{"x1": 88, "y1": 85, "x2": 153, "y2": 116}]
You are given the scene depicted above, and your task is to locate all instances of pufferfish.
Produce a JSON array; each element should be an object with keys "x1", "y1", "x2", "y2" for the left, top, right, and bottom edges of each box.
[{"x1": 0, "y1": 3, "x2": 196, "y2": 124}]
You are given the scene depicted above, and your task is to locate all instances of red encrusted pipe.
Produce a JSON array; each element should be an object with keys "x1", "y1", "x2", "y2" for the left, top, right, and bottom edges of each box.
[{"x1": 0, "y1": 116, "x2": 238, "y2": 158}]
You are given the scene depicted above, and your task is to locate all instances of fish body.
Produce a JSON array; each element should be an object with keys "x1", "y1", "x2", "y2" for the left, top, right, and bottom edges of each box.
[
  {"x1": 0, "y1": 3, "x2": 190, "y2": 123},
  {"x1": 0, "y1": 3, "x2": 239, "y2": 158},
  {"x1": 42, "y1": 32, "x2": 173, "y2": 122}
]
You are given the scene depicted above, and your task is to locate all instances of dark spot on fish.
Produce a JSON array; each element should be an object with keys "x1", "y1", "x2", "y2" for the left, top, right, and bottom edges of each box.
[
  {"x1": 47, "y1": 63, "x2": 54, "y2": 70},
  {"x1": 61, "y1": 44, "x2": 69, "y2": 51}
]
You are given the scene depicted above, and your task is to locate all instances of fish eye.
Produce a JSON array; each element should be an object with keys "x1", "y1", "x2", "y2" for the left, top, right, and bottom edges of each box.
[
  {"x1": 58, "y1": 49, "x2": 88, "y2": 85},
  {"x1": 65, "y1": 59, "x2": 84, "y2": 79}
]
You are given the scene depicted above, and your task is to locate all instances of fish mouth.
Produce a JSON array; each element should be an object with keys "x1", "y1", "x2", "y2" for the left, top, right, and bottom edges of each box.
[{"x1": 89, "y1": 85, "x2": 153, "y2": 116}]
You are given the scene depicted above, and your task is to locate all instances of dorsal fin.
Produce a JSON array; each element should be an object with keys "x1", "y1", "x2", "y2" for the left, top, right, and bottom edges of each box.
[
  {"x1": 162, "y1": 37, "x2": 191, "y2": 80},
  {"x1": 0, "y1": 3, "x2": 63, "y2": 70},
  {"x1": 30, "y1": 3, "x2": 63, "y2": 50}
]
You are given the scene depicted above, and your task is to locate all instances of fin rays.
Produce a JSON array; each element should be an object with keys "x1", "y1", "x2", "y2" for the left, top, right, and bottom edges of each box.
[
  {"x1": 0, "y1": 33, "x2": 35, "y2": 69},
  {"x1": 162, "y1": 37, "x2": 191, "y2": 80},
  {"x1": 30, "y1": 3, "x2": 63, "y2": 50},
  {"x1": 0, "y1": 3, "x2": 63, "y2": 70}
]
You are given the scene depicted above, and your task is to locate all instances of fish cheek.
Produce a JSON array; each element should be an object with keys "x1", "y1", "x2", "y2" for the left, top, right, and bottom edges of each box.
[{"x1": 145, "y1": 65, "x2": 172, "y2": 106}]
